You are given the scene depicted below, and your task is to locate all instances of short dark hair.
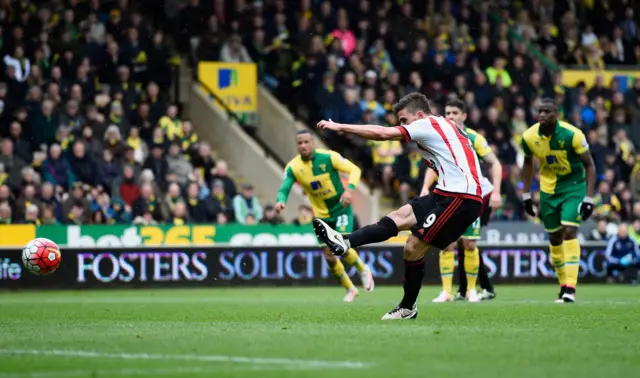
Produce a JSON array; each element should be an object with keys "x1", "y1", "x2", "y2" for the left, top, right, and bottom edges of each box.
[
  {"x1": 445, "y1": 99, "x2": 467, "y2": 113},
  {"x1": 540, "y1": 98, "x2": 557, "y2": 109},
  {"x1": 296, "y1": 129, "x2": 313, "y2": 137},
  {"x1": 392, "y1": 92, "x2": 432, "y2": 115}
]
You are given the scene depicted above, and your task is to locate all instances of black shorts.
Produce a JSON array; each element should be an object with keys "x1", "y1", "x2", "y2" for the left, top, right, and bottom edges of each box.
[{"x1": 409, "y1": 192, "x2": 483, "y2": 250}]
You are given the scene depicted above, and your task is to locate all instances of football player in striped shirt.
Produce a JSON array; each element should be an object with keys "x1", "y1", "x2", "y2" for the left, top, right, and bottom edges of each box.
[{"x1": 314, "y1": 93, "x2": 485, "y2": 319}]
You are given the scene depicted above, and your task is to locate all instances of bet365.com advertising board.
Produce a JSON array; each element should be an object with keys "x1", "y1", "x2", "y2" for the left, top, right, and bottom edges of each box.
[
  {"x1": 0, "y1": 245, "x2": 608, "y2": 289},
  {"x1": 0, "y1": 223, "x2": 598, "y2": 249}
]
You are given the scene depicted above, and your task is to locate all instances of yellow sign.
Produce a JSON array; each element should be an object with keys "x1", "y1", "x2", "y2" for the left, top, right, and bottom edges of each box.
[
  {"x1": 198, "y1": 62, "x2": 257, "y2": 113},
  {"x1": 562, "y1": 69, "x2": 640, "y2": 89},
  {"x1": 0, "y1": 225, "x2": 36, "y2": 247}
]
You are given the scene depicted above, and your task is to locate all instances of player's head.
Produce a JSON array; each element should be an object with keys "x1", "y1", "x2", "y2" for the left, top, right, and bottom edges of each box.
[
  {"x1": 296, "y1": 130, "x2": 315, "y2": 158},
  {"x1": 538, "y1": 98, "x2": 558, "y2": 127},
  {"x1": 444, "y1": 99, "x2": 467, "y2": 126},
  {"x1": 393, "y1": 92, "x2": 431, "y2": 125}
]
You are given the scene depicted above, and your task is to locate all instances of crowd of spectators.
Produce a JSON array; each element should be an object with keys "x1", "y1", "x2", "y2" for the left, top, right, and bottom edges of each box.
[
  {"x1": 2, "y1": 0, "x2": 640, "y2": 230},
  {"x1": 0, "y1": 0, "x2": 308, "y2": 227},
  {"x1": 181, "y1": 0, "x2": 640, "y2": 229}
]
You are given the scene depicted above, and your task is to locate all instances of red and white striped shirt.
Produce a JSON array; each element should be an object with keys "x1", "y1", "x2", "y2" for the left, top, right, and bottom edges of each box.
[{"x1": 396, "y1": 115, "x2": 483, "y2": 202}]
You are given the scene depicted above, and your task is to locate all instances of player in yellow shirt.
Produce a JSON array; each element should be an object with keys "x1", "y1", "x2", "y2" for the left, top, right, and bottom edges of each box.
[
  {"x1": 422, "y1": 100, "x2": 502, "y2": 303},
  {"x1": 521, "y1": 98, "x2": 596, "y2": 303},
  {"x1": 275, "y1": 130, "x2": 374, "y2": 302}
]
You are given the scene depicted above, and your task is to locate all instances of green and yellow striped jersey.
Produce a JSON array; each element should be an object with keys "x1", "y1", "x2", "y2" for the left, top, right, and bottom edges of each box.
[
  {"x1": 521, "y1": 121, "x2": 589, "y2": 194},
  {"x1": 276, "y1": 149, "x2": 361, "y2": 219}
]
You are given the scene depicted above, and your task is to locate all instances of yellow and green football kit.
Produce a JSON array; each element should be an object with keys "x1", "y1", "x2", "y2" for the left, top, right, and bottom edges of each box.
[
  {"x1": 277, "y1": 148, "x2": 361, "y2": 232},
  {"x1": 276, "y1": 149, "x2": 366, "y2": 290},
  {"x1": 521, "y1": 121, "x2": 588, "y2": 232},
  {"x1": 521, "y1": 120, "x2": 589, "y2": 290}
]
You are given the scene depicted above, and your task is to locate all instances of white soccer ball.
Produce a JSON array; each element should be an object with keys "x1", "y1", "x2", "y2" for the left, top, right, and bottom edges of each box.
[{"x1": 22, "y1": 238, "x2": 62, "y2": 276}]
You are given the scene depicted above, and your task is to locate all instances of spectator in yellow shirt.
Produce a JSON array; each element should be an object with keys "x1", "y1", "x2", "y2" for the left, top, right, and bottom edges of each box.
[
  {"x1": 159, "y1": 104, "x2": 183, "y2": 141},
  {"x1": 485, "y1": 57, "x2": 512, "y2": 88}
]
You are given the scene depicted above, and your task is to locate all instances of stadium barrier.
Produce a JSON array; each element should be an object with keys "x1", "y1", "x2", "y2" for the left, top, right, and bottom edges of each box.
[
  {"x1": 0, "y1": 222, "x2": 599, "y2": 248},
  {"x1": 0, "y1": 244, "x2": 608, "y2": 289}
]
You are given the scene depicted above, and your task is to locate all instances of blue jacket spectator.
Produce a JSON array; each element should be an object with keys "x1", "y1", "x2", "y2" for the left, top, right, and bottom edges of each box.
[
  {"x1": 41, "y1": 144, "x2": 75, "y2": 190},
  {"x1": 605, "y1": 223, "x2": 640, "y2": 279},
  {"x1": 96, "y1": 149, "x2": 122, "y2": 190},
  {"x1": 67, "y1": 141, "x2": 96, "y2": 186},
  {"x1": 336, "y1": 90, "x2": 364, "y2": 125}
]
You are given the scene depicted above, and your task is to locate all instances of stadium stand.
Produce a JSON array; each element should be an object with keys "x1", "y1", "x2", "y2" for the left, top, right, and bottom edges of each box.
[
  {"x1": 0, "y1": 0, "x2": 273, "y2": 226},
  {"x1": 2, "y1": 0, "x2": 640, "y2": 231},
  {"x1": 186, "y1": 0, "x2": 640, "y2": 229}
]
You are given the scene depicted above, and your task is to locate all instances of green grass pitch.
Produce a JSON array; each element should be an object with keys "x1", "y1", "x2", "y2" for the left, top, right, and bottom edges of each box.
[{"x1": 0, "y1": 285, "x2": 639, "y2": 378}]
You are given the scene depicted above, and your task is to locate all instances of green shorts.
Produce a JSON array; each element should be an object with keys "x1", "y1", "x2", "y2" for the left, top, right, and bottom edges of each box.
[
  {"x1": 540, "y1": 188, "x2": 586, "y2": 233},
  {"x1": 317, "y1": 206, "x2": 354, "y2": 245},
  {"x1": 462, "y1": 217, "x2": 481, "y2": 240}
]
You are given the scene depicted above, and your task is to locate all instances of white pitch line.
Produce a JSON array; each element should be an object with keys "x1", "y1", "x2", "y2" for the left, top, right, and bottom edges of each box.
[
  {"x1": 0, "y1": 364, "x2": 310, "y2": 378},
  {"x1": 0, "y1": 349, "x2": 371, "y2": 370},
  {"x1": 1, "y1": 297, "x2": 638, "y2": 306}
]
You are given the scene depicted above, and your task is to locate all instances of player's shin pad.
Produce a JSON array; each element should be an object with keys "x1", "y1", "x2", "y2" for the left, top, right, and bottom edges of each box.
[
  {"x1": 464, "y1": 249, "x2": 480, "y2": 291},
  {"x1": 342, "y1": 248, "x2": 366, "y2": 272},
  {"x1": 563, "y1": 239, "x2": 580, "y2": 288},
  {"x1": 330, "y1": 259, "x2": 354, "y2": 290},
  {"x1": 439, "y1": 251, "x2": 455, "y2": 294},
  {"x1": 549, "y1": 244, "x2": 567, "y2": 286}
]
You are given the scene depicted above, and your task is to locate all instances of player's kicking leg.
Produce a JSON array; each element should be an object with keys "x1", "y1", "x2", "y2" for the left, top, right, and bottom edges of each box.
[
  {"x1": 314, "y1": 202, "x2": 421, "y2": 317},
  {"x1": 315, "y1": 193, "x2": 483, "y2": 319}
]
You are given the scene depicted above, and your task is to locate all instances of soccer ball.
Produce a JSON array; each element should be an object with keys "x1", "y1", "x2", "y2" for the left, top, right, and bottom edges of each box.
[{"x1": 22, "y1": 238, "x2": 62, "y2": 276}]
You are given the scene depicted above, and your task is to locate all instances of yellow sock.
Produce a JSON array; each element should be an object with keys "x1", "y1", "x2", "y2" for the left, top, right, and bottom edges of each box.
[
  {"x1": 331, "y1": 259, "x2": 354, "y2": 290},
  {"x1": 563, "y1": 238, "x2": 581, "y2": 288},
  {"x1": 439, "y1": 251, "x2": 455, "y2": 294},
  {"x1": 549, "y1": 243, "x2": 566, "y2": 286},
  {"x1": 464, "y1": 248, "x2": 480, "y2": 292},
  {"x1": 342, "y1": 248, "x2": 367, "y2": 273}
]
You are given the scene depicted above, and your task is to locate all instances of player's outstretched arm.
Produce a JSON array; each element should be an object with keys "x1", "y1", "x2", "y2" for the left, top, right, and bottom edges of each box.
[
  {"x1": 275, "y1": 166, "x2": 296, "y2": 213},
  {"x1": 317, "y1": 119, "x2": 404, "y2": 141}
]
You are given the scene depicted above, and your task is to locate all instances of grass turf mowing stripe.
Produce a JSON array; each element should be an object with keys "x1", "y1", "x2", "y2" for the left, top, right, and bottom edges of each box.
[
  {"x1": 0, "y1": 365, "x2": 316, "y2": 377},
  {"x1": 0, "y1": 349, "x2": 372, "y2": 370}
]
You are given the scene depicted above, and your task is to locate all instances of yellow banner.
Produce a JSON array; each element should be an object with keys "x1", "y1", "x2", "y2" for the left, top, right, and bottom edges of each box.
[
  {"x1": 0, "y1": 224, "x2": 36, "y2": 247},
  {"x1": 198, "y1": 62, "x2": 258, "y2": 113},
  {"x1": 562, "y1": 69, "x2": 640, "y2": 89}
]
